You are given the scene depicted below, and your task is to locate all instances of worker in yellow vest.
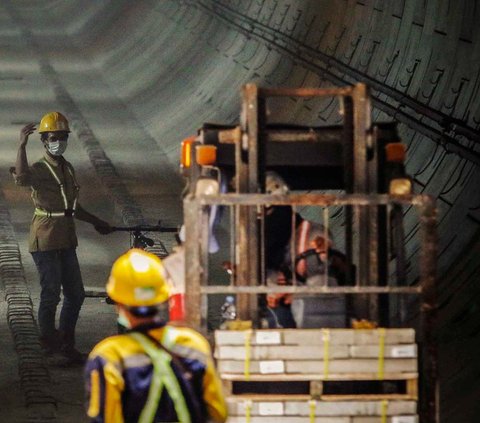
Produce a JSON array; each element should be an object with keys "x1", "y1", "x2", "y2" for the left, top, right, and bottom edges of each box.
[
  {"x1": 12, "y1": 112, "x2": 112, "y2": 363},
  {"x1": 85, "y1": 249, "x2": 227, "y2": 423}
]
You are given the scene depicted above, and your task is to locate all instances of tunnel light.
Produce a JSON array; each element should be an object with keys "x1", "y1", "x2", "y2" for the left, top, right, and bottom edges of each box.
[
  {"x1": 389, "y1": 177, "x2": 412, "y2": 195},
  {"x1": 195, "y1": 165, "x2": 221, "y2": 196},
  {"x1": 195, "y1": 177, "x2": 220, "y2": 196},
  {"x1": 196, "y1": 144, "x2": 217, "y2": 166},
  {"x1": 385, "y1": 142, "x2": 412, "y2": 194}
]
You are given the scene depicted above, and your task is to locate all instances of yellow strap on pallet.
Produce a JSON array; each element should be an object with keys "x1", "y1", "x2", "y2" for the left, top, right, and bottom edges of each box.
[
  {"x1": 378, "y1": 328, "x2": 386, "y2": 380},
  {"x1": 244, "y1": 329, "x2": 252, "y2": 381},
  {"x1": 322, "y1": 329, "x2": 330, "y2": 380},
  {"x1": 245, "y1": 399, "x2": 252, "y2": 423},
  {"x1": 309, "y1": 399, "x2": 316, "y2": 423},
  {"x1": 381, "y1": 399, "x2": 388, "y2": 423}
]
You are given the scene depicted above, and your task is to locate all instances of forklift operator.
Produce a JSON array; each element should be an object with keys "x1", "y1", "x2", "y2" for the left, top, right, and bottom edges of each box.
[
  {"x1": 11, "y1": 112, "x2": 112, "y2": 364},
  {"x1": 292, "y1": 223, "x2": 350, "y2": 328},
  {"x1": 264, "y1": 171, "x2": 350, "y2": 329},
  {"x1": 264, "y1": 171, "x2": 301, "y2": 329}
]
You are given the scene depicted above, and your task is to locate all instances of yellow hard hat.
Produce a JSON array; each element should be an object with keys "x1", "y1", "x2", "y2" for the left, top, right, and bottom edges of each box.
[
  {"x1": 106, "y1": 249, "x2": 170, "y2": 307},
  {"x1": 38, "y1": 112, "x2": 70, "y2": 133}
]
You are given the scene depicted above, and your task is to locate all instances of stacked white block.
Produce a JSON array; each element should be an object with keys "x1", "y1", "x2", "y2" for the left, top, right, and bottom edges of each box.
[
  {"x1": 215, "y1": 329, "x2": 417, "y2": 378},
  {"x1": 215, "y1": 329, "x2": 418, "y2": 422},
  {"x1": 226, "y1": 399, "x2": 418, "y2": 423}
]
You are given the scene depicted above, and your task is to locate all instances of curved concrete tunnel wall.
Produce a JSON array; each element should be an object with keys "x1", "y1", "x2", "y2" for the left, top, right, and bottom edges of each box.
[
  {"x1": 2, "y1": 1, "x2": 480, "y2": 421},
  {"x1": 83, "y1": 0, "x2": 480, "y2": 267}
]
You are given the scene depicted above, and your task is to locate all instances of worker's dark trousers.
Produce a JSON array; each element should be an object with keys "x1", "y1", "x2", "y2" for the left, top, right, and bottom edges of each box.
[{"x1": 31, "y1": 248, "x2": 85, "y2": 343}]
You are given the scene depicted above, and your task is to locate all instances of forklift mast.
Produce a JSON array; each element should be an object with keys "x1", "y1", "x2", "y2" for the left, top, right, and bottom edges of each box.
[{"x1": 181, "y1": 83, "x2": 438, "y2": 423}]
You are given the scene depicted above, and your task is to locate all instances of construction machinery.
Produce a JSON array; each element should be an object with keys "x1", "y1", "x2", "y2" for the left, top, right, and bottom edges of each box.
[{"x1": 180, "y1": 83, "x2": 438, "y2": 422}]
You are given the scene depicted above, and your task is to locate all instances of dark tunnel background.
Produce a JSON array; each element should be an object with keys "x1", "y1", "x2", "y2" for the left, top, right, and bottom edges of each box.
[{"x1": 2, "y1": 0, "x2": 480, "y2": 421}]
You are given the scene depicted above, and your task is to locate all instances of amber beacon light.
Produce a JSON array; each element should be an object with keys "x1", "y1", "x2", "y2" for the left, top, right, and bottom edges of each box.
[
  {"x1": 196, "y1": 144, "x2": 217, "y2": 166},
  {"x1": 386, "y1": 142, "x2": 412, "y2": 195},
  {"x1": 180, "y1": 136, "x2": 196, "y2": 169}
]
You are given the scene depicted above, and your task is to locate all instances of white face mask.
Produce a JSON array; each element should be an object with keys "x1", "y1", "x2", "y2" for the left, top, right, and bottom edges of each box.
[
  {"x1": 47, "y1": 140, "x2": 68, "y2": 156},
  {"x1": 117, "y1": 308, "x2": 131, "y2": 329}
]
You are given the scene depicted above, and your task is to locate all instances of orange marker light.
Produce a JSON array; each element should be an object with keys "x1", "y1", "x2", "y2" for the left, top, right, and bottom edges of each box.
[
  {"x1": 385, "y1": 143, "x2": 406, "y2": 162},
  {"x1": 180, "y1": 136, "x2": 196, "y2": 168},
  {"x1": 196, "y1": 144, "x2": 217, "y2": 166}
]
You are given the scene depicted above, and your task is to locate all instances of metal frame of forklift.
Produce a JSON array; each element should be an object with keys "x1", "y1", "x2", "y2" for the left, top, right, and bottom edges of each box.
[{"x1": 183, "y1": 84, "x2": 439, "y2": 422}]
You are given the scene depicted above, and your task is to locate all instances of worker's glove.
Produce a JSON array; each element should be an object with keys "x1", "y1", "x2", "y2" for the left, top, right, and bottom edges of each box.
[
  {"x1": 94, "y1": 221, "x2": 113, "y2": 235},
  {"x1": 351, "y1": 318, "x2": 378, "y2": 329},
  {"x1": 267, "y1": 293, "x2": 281, "y2": 308},
  {"x1": 267, "y1": 292, "x2": 292, "y2": 308},
  {"x1": 266, "y1": 271, "x2": 290, "y2": 308}
]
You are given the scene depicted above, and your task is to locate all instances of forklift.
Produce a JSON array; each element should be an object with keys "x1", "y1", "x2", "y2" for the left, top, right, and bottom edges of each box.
[{"x1": 180, "y1": 83, "x2": 438, "y2": 423}]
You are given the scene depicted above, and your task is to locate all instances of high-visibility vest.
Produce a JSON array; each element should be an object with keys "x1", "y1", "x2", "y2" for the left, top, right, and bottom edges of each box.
[
  {"x1": 33, "y1": 158, "x2": 79, "y2": 218},
  {"x1": 129, "y1": 332, "x2": 191, "y2": 423}
]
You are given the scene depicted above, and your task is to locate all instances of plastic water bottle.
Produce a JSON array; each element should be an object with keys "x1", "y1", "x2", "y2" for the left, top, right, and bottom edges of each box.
[{"x1": 220, "y1": 296, "x2": 237, "y2": 322}]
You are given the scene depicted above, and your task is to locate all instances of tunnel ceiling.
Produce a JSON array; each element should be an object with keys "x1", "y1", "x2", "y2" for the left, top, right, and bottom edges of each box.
[
  {"x1": 72, "y1": 0, "x2": 480, "y2": 280},
  {"x1": 75, "y1": 0, "x2": 480, "y2": 270},
  {"x1": 1, "y1": 1, "x2": 480, "y2": 420}
]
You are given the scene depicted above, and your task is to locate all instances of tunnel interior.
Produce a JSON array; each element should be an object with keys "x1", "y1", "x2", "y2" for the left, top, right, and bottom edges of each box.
[{"x1": 0, "y1": 1, "x2": 479, "y2": 421}]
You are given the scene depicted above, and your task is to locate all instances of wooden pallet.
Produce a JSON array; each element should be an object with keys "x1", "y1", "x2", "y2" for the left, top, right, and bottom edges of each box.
[{"x1": 222, "y1": 373, "x2": 418, "y2": 401}]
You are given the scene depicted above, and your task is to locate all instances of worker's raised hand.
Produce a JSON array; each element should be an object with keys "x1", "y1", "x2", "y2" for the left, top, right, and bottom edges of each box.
[{"x1": 20, "y1": 123, "x2": 36, "y2": 147}]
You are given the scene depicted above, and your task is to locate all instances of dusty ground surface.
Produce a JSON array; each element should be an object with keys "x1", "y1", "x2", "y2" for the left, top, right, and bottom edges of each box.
[
  {"x1": 1, "y1": 162, "x2": 128, "y2": 422},
  {"x1": 0, "y1": 4, "x2": 182, "y2": 421}
]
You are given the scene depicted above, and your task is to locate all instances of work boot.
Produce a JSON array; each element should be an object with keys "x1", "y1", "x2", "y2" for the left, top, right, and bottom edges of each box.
[
  {"x1": 39, "y1": 331, "x2": 61, "y2": 356},
  {"x1": 59, "y1": 345, "x2": 88, "y2": 366},
  {"x1": 58, "y1": 330, "x2": 87, "y2": 365}
]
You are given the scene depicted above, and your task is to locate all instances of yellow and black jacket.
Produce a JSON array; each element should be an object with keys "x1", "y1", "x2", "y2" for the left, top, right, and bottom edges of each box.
[{"x1": 85, "y1": 323, "x2": 227, "y2": 423}]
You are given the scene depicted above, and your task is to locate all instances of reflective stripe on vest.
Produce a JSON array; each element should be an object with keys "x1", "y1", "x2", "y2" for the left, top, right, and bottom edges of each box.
[
  {"x1": 34, "y1": 208, "x2": 73, "y2": 218},
  {"x1": 34, "y1": 158, "x2": 79, "y2": 218},
  {"x1": 129, "y1": 332, "x2": 191, "y2": 423}
]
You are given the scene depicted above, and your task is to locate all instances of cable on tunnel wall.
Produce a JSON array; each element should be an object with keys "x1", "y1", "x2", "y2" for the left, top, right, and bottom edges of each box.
[
  {"x1": 152, "y1": 0, "x2": 480, "y2": 271},
  {"x1": 189, "y1": 0, "x2": 480, "y2": 167}
]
